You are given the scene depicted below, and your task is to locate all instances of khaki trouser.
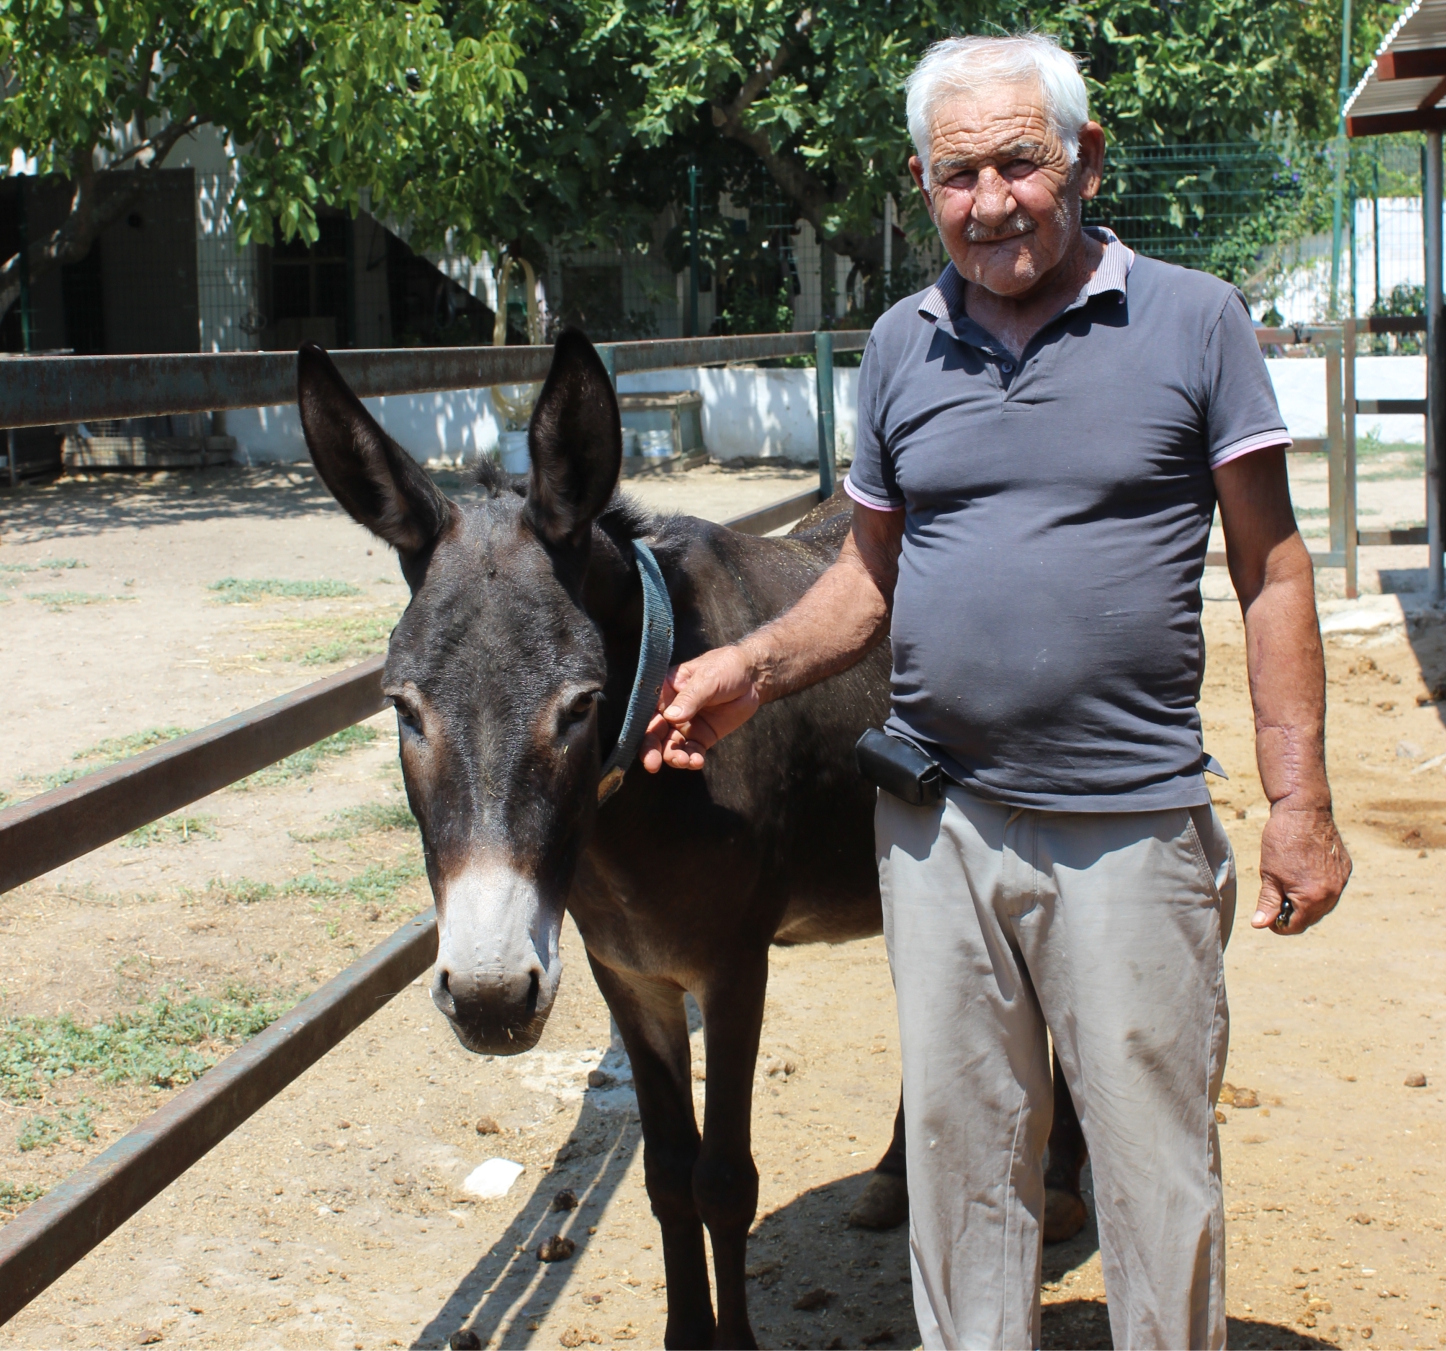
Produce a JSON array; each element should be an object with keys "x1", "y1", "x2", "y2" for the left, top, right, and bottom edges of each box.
[{"x1": 877, "y1": 787, "x2": 1236, "y2": 1351}]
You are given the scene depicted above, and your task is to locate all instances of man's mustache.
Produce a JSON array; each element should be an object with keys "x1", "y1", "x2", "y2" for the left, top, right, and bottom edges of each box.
[{"x1": 964, "y1": 213, "x2": 1035, "y2": 243}]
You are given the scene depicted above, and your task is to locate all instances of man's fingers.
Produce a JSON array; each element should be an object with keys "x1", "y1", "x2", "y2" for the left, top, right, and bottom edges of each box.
[{"x1": 1252, "y1": 878, "x2": 1285, "y2": 931}]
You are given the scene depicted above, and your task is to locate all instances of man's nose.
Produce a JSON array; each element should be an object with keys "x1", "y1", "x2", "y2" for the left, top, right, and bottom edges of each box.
[{"x1": 970, "y1": 166, "x2": 1015, "y2": 226}]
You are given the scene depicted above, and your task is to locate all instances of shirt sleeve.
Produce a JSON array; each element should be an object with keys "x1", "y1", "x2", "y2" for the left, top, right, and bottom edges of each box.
[
  {"x1": 844, "y1": 335, "x2": 905, "y2": 510},
  {"x1": 1202, "y1": 289, "x2": 1292, "y2": 469}
]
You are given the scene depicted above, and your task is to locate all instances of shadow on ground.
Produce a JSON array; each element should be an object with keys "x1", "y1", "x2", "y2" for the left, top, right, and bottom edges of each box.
[
  {"x1": 1380, "y1": 568, "x2": 1446, "y2": 734},
  {"x1": 0, "y1": 465, "x2": 488, "y2": 543}
]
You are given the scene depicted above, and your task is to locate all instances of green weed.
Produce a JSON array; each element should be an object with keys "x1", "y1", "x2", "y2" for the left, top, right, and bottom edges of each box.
[
  {"x1": 0, "y1": 985, "x2": 296, "y2": 1100},
  {"x1": 209, "y1": 578, "x2": 362, "y2": 604},
  {"x1": 204, "y1": 856, "x2": 424, "y2": 910},
  {"x1": 28, "y1": 726, "x2": 190, "y2": 791},
  {"x1": 232, "y1": 724, "x2": 378, "y2": 789},
  {"x1": 0, "y1": 1180, "x2": 47, "y2": 1213},
  {"x1": 0, "y1": 557, "x2": 85, "y2": 574},
  {"x1": 289, "y1": 800, "x2": 416, "y2": 842},
  {"x1": 26, "y1": 591, "x2": 136, "y2": 612},
  {"x1": 248, "y1": 609, "x2": 401, "y2": 665},
  {"x1": 122, "y1": 814, "x2": 217, "y2": 848},
  {"x1": 17, "y1": 1106, "x2": 96, "y2": 1151}
]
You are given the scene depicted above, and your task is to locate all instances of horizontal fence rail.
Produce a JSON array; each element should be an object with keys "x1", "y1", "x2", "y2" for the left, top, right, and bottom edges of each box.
[
  {"x1": 0, "y1": 657, "x2": 386, "y2": 895},
  {"x1": 0, "y1": 910, "x2": 438, "y2": 1324},
  {"x1": 0, "y1": 331, "x2": 870, "y2": 430}
]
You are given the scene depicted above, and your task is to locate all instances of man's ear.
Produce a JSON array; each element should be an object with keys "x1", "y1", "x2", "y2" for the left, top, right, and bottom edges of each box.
[
  {"x1": 523, "y1": 328, "x2": 623, "y2": 551},
  {"x1": 297, "y1": 342, "x2": 453, "y2": 565}
]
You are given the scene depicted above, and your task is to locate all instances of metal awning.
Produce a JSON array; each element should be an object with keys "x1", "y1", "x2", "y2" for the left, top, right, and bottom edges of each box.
[{"x1": 1344, "y1": 0, "x2": 1446, "y2": 136}]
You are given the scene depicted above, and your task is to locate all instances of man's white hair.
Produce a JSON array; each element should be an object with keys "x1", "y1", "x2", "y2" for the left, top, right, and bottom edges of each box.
[{"x1": 905, "y1": 34, "x2": 1090, "y2": 185}]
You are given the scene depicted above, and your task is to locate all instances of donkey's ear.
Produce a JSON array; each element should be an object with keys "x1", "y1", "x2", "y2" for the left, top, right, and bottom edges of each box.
[
  {"x1": 297, "y1": 342, "x2": 452, "y2": 560},
  {"x1": 523, "y1": 328, "x2": 622, "y2": 550}
]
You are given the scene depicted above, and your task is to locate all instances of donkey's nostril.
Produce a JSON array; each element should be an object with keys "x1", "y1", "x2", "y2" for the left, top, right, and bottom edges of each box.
[
  {"x1": 525, "y1": 969, "x2": 541, "y2": 1018},
  {"x1": 431, "y1": 966, "x2": 457, "y2": 1018}
]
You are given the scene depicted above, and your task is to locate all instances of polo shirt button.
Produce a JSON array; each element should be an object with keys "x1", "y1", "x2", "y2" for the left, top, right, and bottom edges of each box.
[{"x1": 1001, "y1": 361, "x2": 1014, "y2": 373}]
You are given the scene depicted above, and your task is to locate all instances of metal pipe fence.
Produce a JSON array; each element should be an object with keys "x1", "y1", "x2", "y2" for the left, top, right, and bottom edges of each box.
[{"x1": 0, "y1": 326, "x2": 864, "y2": 1322}]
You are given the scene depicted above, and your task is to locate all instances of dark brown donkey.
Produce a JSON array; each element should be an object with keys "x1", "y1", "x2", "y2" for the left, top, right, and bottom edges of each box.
[{"x1": 297, "y1": 331, "x2": 1087, "y2": 1349}]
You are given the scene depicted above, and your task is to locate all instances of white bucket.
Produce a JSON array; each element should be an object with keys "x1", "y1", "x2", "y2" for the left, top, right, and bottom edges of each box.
[
  {"x1": 498, "y1": 430, "x2": 531, "y2": 475},
  {"x1": 638, "y1": 429, "x2": 674, "y2": 458}
]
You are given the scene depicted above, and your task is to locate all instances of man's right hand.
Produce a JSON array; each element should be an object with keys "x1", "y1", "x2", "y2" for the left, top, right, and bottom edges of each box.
[{"x1": 641, "y1": 644, "x2": 762, "y2": 772}]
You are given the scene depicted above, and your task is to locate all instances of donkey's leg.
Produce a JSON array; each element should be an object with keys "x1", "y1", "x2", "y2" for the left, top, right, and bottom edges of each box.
[
  {"x1": 588, "y1": 957, "x2": 715, "y2": 1349},
  {"x1": 1043, "y1": 1047, "x2": 1090, "y2": 1242},
  {"x1": 847, "y1": 1089, "x2": 909, "y2": 1229},
  {"x1": 694, "y1": 954, "x2": 768, "y2": 1351}
]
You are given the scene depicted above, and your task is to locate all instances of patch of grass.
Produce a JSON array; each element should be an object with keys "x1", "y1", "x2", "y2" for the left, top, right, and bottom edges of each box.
[
  {"x1": 249, "y1": 610, "x2": 400, "y2": 665},
  {"x1": 1295, "y1": 505, "x2": 1380, "y2": 518},
  {"x1": 26, "y1": 591, "x2": 136, "y2": 612},
  {"x1": 289, "y1": 800, "x2": 416, "y2": 842},
  {"x1": 0, "y1": 1180, "x2": 47, "y2": 1214},
  {"x1": 232, "y1": 723, "x2": 378, "y2": 789},
  {"x1": 0, "y1": 557, "x2": 85, "y2": 574},
  {"x1": 122, "y1": 814, "x2": 217, "y2": 849},
  {"x1": 17, "y1": 1106, "x2": 96, "y2": 1151},
  {"x1": 27, "y1": 725, "x2": 191, "y2": 791},
  {"x1": 209, "y1": 577, "x2": 362, "y2": 604},
  {"x1": 0, "y1": 984, "x2": 297, "y2": 1100},
  {"x1": 204, "y1": 855, "x2": 425, "y2": 910}
]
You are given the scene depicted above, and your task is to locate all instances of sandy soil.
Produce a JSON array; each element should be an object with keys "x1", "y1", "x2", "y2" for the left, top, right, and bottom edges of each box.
[{"x1": 1, "y1": 457, "x2": 1444, "y2": 1351}]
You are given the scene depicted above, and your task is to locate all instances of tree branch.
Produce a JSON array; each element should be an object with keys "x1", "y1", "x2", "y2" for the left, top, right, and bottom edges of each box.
[{"x1": 707, "y1": 11, "x2": 882, "y2": 271}]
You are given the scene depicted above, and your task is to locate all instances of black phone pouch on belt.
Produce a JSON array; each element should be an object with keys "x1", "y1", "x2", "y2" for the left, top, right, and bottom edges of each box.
[{"x1": 854, "y1": 728, "x2": 944, "y2": 807}]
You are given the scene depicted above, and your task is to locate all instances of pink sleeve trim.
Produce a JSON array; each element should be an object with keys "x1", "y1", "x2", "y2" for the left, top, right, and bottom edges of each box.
[
  {"x1": 844, "y1": 474, "x2": 905, "y2": 512},
  {"x1": 1209, "y1": 430, "x2": 1292, "y2": 470}
]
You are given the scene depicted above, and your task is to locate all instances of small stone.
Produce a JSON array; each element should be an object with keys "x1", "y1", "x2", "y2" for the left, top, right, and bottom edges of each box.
[
  {"x1": 1361, "y1": 1327, "x2": 1373, "y2": 1340},
  {"x1": 793, "y1": 1287, "x2": 833, "y2": 1311},
  {"x1": 1353, "y1": 1212, "x2": 1374, "y2": 1225},
  {"x1": 449, "y1": 1331, "x2": 483, "y2": 1350},
  {"x1": 1215, "y1": 1109, "x2": 1228, "y2": 1124},
  {"x1": 586, "y1": 1069, "x2": 614, "y2": 1089},
  {"x1": 475, "y1": 1116, "x2": 501, "y2": 1135},
  {"x1": 537, "y1": 1234, "x2": 576, "y2": 1262},
  {"x1": 1405, "y1": 1072, "x2": 1428, "y2": 1088},
  {"x1": 553, "y1": 1188, "x2": 579, "y2": 1212},
  {"x1": 139, "y1": 1332, "x2": 162, "y2": 1346},
  {"x1": 560, "y1": 1331, "x2": 585, "y2": 1348}
]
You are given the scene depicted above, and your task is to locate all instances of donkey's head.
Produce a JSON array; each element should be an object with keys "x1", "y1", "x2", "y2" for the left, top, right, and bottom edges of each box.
[{"x1": 298, "y1": 331, "x2": 628, "y2": 1054}]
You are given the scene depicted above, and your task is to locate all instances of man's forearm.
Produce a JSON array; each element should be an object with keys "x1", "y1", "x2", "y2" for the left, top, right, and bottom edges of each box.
[
  {"x1": 738, "y1": 544, "x2": 892, "y2": 702},
  {"x1": 1241, "y1": 538, "x2": 1331, "y2": 809}
]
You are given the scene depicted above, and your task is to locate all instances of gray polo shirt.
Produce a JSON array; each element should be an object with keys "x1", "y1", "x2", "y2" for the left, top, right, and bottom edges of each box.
[{"x1": 845, "y1": 228, "x2": 1290, "y2": 812}]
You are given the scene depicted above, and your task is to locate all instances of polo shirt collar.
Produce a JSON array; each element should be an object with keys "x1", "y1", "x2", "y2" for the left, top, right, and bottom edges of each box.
[{"x1": 918, "y1": 226, "x2": 1136, "y2": 343}]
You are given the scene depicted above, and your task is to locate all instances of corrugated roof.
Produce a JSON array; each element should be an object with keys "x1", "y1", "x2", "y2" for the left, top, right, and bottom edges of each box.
[{"x1": 1343, "y1": 0, "x2": 1446, "y2": 135}]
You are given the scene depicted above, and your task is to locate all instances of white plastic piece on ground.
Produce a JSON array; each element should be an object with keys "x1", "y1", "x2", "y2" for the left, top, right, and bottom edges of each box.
[
  {"x1": 461, "y1": 1158, "x2": 525, "y2": 1199},
  {"x1": 1320, "y1": 607, "x2": 1405, "y2": 636}
]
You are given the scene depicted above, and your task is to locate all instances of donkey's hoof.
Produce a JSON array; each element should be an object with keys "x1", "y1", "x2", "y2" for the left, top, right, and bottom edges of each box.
[
  {"x1": 1043, "y1": 1187, "x2": 1087, "y2": 1243},
  {"x1": 847, "y1": 1171, "x2": 909, "y2": 1230}
]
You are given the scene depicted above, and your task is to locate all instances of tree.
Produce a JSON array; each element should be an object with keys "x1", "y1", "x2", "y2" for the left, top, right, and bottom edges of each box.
[
  {"x1": 0, "y1": 0, "x2": 525, "y2": 326},
  {"x1": 523, "y1": 0, "x2": 1407, "y2": 296}
]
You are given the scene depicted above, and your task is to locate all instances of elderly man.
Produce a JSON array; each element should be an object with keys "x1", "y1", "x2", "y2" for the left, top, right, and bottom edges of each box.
[{"x1": 642, "y1": 32, "x2": 1351, "y2": 1351}]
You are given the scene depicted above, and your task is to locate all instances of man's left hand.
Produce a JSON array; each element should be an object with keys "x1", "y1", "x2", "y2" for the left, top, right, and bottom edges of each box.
[{"x1": 1252, "y1": 803, "x2": 1351, "y2": 935}]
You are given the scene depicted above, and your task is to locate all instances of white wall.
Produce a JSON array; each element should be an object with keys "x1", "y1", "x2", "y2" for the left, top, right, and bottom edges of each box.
[
  {"x1": 231, "y1": 365, "x2": 859, "y2": 465},
  {"x1": 1266, "y1": 354, "x2": 1423, "y2": 442}
]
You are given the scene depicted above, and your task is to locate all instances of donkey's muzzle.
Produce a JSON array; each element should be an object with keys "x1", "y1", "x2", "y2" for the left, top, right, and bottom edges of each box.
[
  {"x1": 431, "y1": 863, "x2": 562, "y2": 1055},
  {"x1": 431, "y1": 961, "x2": 550, "y2": 1054}
]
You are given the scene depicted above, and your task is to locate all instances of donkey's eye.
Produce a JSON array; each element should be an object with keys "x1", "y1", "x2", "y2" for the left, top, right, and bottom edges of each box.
[
  {"x1": 391, "y1": 698, "x2": 421, "y2": 731},
  {"x1": 564, "y1": 691, "x2": 598, "y2": 725}
]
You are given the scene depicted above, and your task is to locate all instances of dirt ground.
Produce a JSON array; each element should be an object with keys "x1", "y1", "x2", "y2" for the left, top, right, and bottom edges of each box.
[{"x1": 1, "y1": 451, "x2": 1444, "y2": 1351}]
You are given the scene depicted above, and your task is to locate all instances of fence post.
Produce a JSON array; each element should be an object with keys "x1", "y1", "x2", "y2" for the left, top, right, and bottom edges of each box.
[
  {"x1": 815, "y1": 331, "x2": 836, "y2": 498},
  {"x1": 1344, "y1": 317, "x2": 1358, "y2": 599},
  {"x1": 1326, "y1": 334, "x2": 1346, "y2": 567},
  {"x1": 1428, "y1": 130, "x2": 1445, "y2": 606}
]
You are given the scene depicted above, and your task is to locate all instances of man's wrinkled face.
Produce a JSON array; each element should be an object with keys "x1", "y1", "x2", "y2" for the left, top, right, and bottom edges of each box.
[{"x1": 909, "y1": 81, "x2": 1101, "y2": 298}]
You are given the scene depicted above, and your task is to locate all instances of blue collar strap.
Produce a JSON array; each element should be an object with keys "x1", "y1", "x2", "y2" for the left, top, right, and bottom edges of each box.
[{"x1": 597, "y1": 539, "x2": 674, "y2": 804}]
